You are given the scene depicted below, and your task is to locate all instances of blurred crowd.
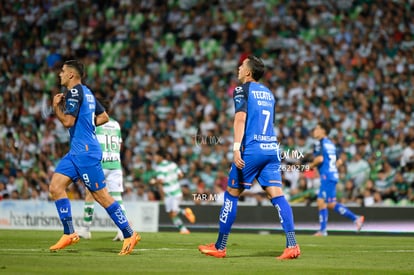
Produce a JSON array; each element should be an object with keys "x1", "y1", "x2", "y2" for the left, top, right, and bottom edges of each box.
[{"x1": 0, "y1": 0, "x2": 414, "y2": 207}]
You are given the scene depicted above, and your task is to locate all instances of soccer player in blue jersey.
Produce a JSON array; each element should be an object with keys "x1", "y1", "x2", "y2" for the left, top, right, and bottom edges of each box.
[
  {"x1": 49, "y1": 60, "x2": 140, "y2": 255},
  {"x1": 198, "y1": 55, "x2": 300, "y2": 260},
  {"x1": 309, "y1": 122, "x2": 365, "y2": 236}
]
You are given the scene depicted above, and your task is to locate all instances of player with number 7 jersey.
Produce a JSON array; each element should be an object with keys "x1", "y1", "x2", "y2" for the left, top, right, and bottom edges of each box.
[
  {"x1": 198, "y1": 55, "x2": 300, "y2": 260},
  {"x1": 233, "y1": 83, "x2": 278, "y2": 155}
]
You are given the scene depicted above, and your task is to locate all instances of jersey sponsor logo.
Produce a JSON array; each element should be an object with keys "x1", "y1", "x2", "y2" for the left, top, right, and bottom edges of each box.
[
  {"x1": 251, "y1": 90, "x2": 273, "y2": 100},
  {"x1": 102, "y1": 155, "x2": 121, "y2": 162},
  {"x1": 86, "y1": 94, "x2": 94, "y2": 102},
  {"x1": 219, "y1": 198, "x2": 233, "y2": 223},
  {"x1": 114, "y1": 208, "x2": 128, "y2": 224},
  {"x1": 274, "y1": 204, "x2": 283, "y2": 223},
  {"x1": 257, "y1": 100, "x2": 273, "y2": 107},
  {"x1": 260, "y1": 142, "x2": 279, "y2": 150},
  {"x1": 234, "y1": 94, "x2": 243, "y2": 104},
  {"x1": 324, "y1": 143, "x2": 336, "y2": 151}
]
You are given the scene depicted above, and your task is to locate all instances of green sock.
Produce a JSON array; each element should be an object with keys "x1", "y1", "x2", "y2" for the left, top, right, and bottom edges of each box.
[{"x1": 83, "y1": 202, "x2": 94, "y2": 229}]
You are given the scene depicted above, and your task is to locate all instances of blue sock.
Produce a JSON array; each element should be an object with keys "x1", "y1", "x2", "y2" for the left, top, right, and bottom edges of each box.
[
  {"x1": 215, "y1": 191, "x2": 238, "y2": 250},
  {"x1": 55, "y1": 198, "x2": 74, "y2": 234},
  {"x1": 319, "y1": 208, "x2": 328, "y2": 232},
  {"x1": 271, "y1": 196, "x2": 297, "y2": 247},
  {"x1": 106, "y1": 202, "x2": 133, "y2": 238},
  {"x1": 334, "y1": 203, "x2": 357, "y2": 221}
]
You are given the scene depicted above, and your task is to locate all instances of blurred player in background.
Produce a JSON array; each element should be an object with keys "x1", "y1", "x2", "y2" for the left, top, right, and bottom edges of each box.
[
  {"x1": 152, "y1": 148, "x2": 196, "y2": 234},
  {"x1": 198, "y1": 55, "x2": 300, "y2": 260},
  {"x1": 309, "y1": 122, "x2": 365, "y2": 236},
  {"x1": 49, "y1": 60, "x2": 140, "y2": 255},
  {"x1": 78, "y1": 105, "x2": 126, "y2": 241}
]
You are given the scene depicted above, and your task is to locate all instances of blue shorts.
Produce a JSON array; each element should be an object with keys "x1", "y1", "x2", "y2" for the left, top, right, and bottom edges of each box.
[
  {"x1": 317, "y1": 179, "x2": 337, "y2": 203},
  {"x1": 55, "y1": 152, "x2": 106, "y2": 191},
  {"x1": 227, "y1": 153, "x2": 282, "y2": 190}
]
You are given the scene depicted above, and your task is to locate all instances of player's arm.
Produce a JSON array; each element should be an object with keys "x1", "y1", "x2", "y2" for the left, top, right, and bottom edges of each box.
[
  {"x1": 233, "y1": 85, "x2": 248, "y2": 169},
  {"x1": 152, "y1": 177, "x2": 165, "y2": 200},
  {"x1": 95, "y1": 112, "x2": 109, "y2": 126},
  {"x1": 308, "y1": 140, "x2": 323, "y2": 169},
  {"x1": 233, "y1": 111, "x2": 246, "y2": 145},
  {"x1": 53, "y1": 93, "x2": 76, "y2": 128},
  {"x1": 95, "y1": 99, "x2": 109, "y2": 126},
  {"x1": 336, "y1": 152, "x2": 346, "y2": 167},
  {"x1": 308, "y1": 155, "x2": 323, "y2": 169},
  {"x1": 336, "y1": 157, "x2": 343, "y2": 167}
]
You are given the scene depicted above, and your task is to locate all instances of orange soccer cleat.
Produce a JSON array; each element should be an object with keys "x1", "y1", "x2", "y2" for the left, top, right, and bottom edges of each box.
[
  {"x1": 119, "y1": 232, "x2": 141, "y2": 256},
  {"x1": 184, "y1": 208, "x2": 196, "y2": 224},
  {"x1": 198, "y1": 243, "x2": 226, "y2": 258},
  {"x1": 49, "y1": 233, "x2": 80, "y2": 252},
  {"x1": 276, "y1": 245, "x2": 301, "y2": 260}
]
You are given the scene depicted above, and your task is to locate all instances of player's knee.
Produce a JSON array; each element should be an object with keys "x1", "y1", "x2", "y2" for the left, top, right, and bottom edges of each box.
[
  {"x1": 327, "y1": 202, "x2": 336, "y2": 209},
  {"x1": 49, "y1": 182, "x2": 63, "y2": 199},
  {"x1": 227, "y1": 187, "x2": 242, "y2": 197}
]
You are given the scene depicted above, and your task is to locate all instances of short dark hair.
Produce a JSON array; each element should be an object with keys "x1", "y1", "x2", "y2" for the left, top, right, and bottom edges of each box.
[
  {"x1": 154, "y1": 147, "x2": 167, "y2": 158},
  {"x1": 318, "y1": 121, "x2": 331, "y2": 134},
  {"x1": 64, "y1": 60, "x2": 84, "y2": 78},
  {"x1": 246, "y1": 55, "x2": 265, "y2": 81}
]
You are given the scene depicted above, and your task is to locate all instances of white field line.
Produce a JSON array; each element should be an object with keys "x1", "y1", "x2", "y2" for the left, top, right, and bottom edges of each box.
[{"x1": 0, "y1": 248, "x2": 195, "y2": 252}]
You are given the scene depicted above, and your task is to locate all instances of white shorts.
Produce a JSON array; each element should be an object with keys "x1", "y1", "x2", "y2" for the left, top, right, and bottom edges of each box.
[
  {"x1": 104, "y1": 169, "x2": 123, "y2": 193},
  {"x1": 164, "y1": 195, "x2": 182, "y2": 213}
]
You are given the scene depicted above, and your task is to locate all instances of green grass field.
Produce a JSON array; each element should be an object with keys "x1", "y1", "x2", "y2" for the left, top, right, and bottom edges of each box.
[{"x1": 0, "y1": 230, "x2": 413, "y2": 274}]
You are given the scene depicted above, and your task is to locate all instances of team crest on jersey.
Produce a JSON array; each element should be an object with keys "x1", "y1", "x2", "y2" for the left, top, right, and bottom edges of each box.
[
  {"x1": 235, "y1": 86, "x2": 243, "y2": 93},
  {"x1": 70, "y1": 88, "x2": 79, "y2": 97}
]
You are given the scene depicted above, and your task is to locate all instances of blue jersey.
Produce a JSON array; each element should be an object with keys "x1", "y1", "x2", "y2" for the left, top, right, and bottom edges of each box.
[
  {"x1": 233, "y1": 82, "x2": 277, "y2": 155},
  {"x1": 64, "y1": 84, "x2": 104, "y2": 157},
  {"x1": 313, "y1": 137, "x2": 339, "y2": 182}
]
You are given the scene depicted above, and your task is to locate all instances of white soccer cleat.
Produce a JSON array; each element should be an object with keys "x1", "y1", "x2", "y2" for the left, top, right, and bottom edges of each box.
[
  {"x1": 113, "y1": 230, "x2": 124, "y2": 241},
  {"x1": 355, "y1": 216, "x2": 365, "y2": 232},
  {"x1": 77, "y1": 227, "x2": 92, "y2": 239}
]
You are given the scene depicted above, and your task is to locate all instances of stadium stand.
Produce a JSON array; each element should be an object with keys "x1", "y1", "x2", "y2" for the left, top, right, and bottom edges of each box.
[{"x1": 0, "y1": 0, "x2": 413, "y2": 207}]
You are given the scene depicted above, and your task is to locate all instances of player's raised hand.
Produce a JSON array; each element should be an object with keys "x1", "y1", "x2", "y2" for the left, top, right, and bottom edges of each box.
[{"x1": 53, "y1": 93, "x2": 65, "y2": 108}]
